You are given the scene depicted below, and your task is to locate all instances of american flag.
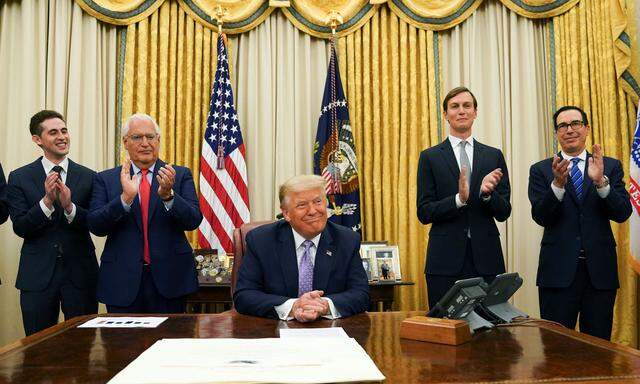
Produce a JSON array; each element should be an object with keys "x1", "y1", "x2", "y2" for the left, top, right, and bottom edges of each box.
[
  {"x1": 198, "y1": 35, "x2": 250, "y2": 253},
  {"x1": 629, "y1": 99, "x2": 640, "y2": 273}
]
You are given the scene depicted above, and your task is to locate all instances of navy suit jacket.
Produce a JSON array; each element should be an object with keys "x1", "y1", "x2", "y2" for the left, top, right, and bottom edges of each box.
[
  {"x1": 6, "y1": 158, "x2": 98, "y2": 291},
  {"x1": 233, "y1": 220, "x2": 369, "y2": 319},
  {"x1": 0, "y1": 164, "x2": 9, "y2": 226},
  {"x1": 528, "y1": 153, "x2": 631, "y2": 289},
  {"x1": 417, "y1": 138, "x2": 511, "y2": 275},
  {"x1": 88, "y1": 160, "x2": 202, "y2": 306}
]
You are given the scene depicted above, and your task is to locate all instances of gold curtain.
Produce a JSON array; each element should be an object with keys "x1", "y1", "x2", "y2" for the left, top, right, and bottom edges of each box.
[
  {"x1": 120, "y1": 0, "x2": 219, "y2": 243},
  {"x1": 336, "y1": 6, "x2": 441, "y2": 311},
  {"x1": 552, "y1": 0, "x2": 638, "y2": 346}
]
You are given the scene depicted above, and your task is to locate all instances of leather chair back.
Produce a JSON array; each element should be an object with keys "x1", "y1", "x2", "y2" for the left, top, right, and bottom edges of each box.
[{"x1": 230, "y1": 220, "x2": 274, "y2": 296}]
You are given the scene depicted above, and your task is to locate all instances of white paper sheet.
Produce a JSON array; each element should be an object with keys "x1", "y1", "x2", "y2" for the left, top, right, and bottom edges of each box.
[
  {"x1": 108, "y1": 338, "x2": 385, "y2": 384},
  {"x1": 78, "y1": 317, "x2": 168, "y2": 328},
  {"x1": 279, "y1": 327, "x2": 349, "y2": 338}
]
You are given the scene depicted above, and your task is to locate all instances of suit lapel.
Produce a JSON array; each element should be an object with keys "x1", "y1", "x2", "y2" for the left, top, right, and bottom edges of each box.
[
  {"x1": 65, "y1": 159, "x2": 81, "y2": 194},
  {"x1": 313, "y1": 226, "x2": 335, "y2": 292},
  {"x1": 29, "y1": 158, "x2": 46, "y2": 198},
  {"x1": 470, "y1": 140, "x2": 484, "y2": 193},
  {"x1": 277, "y1": 224, "x2": 299, "y2": 298},
  {"x1": 439, "y1": 139, "x2": 460, "y2": 180},
  {"x1": 129, "y1": 166, "x2": 143, "y2": 232},
  {"x1": 148, "y1": 159, "x2": 163, "y2": 221}
]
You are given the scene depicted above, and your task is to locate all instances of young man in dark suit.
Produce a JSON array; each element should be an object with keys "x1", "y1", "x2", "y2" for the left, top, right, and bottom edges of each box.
[
  {"x1": 417, "y1": 87, "x2": 511, "y2": 309},
  {"x1": 88, "y1": 113, "x2": 202, "y2": 313},
  {"x1": 6, "y1": 110, "x2": 98, "y2": 335},
  {"x1": 528, "y1": 105, "x2": 631, "y2": 340},
  {"x1": 234, "y1": 174, "x2": 369, "y2": 321}
]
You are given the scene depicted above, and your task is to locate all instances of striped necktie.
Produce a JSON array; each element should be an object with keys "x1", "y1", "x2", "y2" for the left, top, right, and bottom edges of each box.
[{"x1": 570, "y1": 158, "x2": 583, "y2": 200}]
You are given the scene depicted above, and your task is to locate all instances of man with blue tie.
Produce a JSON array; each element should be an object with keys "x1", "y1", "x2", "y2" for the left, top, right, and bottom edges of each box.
[
  {"x1": 528, "y1": 105, "x2": 632, "y2": 340},
  {"x1": 6, "y1": 110, "x2": 98, "y2": 335},
  {"x1": 233, "y1": 175, "x2": 369, "y2": 322},
  {"x1": 88, "y1": 113, "x2": 202, "y2": 313}
]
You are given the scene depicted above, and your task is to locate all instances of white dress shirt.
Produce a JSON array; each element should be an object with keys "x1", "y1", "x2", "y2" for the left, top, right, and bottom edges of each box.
[
  {"x1": 449, "y1": 135, "x2": 474, "y2": 208},
  {"x1": 274, "y1": 227, "x2": 341, "y2": 321},
  {"x1": 551, "y1": 149, "x2": 610, "y2": 201},
  {"x1": 39, "y1": 157, "x2": 76, "y2": 223}
]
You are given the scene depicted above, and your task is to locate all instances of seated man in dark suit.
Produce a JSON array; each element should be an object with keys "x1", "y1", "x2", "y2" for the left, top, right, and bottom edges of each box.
[
  {"x1": 234, "y1": 175, "x2": 369, "y2": 322},
  {"x1": 88, "y1": 113, "x2": 202, "y2": 313},
  {"x1": 6, "y1": 110, "x2": 98, "y2": 335}
]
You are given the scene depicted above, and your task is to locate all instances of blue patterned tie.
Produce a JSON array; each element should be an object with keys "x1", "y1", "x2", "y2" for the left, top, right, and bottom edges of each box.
[
  {"x1": 570, "y1": 158, "x2": 583, "y2": 200},
  {"x1": 298, "y1": 240, "x2": 314, "y2": 297}
]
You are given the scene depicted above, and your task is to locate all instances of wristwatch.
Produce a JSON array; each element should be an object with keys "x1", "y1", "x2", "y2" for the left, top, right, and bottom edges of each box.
[
  {"x1": 162, "y1": 189, "x2": 175, "y2": 202},
  {"x1": 596, "y1": 175, "x2": 609, "y2": 189}
]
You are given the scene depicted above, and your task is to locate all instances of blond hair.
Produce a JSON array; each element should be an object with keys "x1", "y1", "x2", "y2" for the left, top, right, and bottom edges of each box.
[{"x1": 279, "y1": 175, "x2": 326, "y2": 208}]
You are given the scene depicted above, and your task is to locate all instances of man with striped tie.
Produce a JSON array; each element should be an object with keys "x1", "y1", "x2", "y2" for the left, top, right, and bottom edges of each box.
[{"x1": 528, "y1": 105, "x2": 632, "y2": 340}]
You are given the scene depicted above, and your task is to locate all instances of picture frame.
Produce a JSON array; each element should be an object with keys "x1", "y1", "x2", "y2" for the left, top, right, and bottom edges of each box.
[
  {"x1": 359, "y1": 241, "x2": 388, "y2": 282},
  {"x1": 368, "y1": 245, "x2": 401, "y2": 282}
]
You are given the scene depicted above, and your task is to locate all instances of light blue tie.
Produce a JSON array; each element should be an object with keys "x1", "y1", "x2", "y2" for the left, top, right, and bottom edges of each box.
[
  {"x1": 570, "y1": 158, "x2": 583, "y2": 200},
  {"x1": 298, "y1": 240, "x2": 314, "y2": 297}
]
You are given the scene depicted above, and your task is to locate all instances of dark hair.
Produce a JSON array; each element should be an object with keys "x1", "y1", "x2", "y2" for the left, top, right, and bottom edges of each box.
[
  {"x1": 29, "y1": 110, "x2": 65, "y2": 136},
  {"x1": 443, "y1": 86, "x2": 477, "y2": 111},
  {"x1": 553, "y1": 105, "x2": 589, "y2": 130}
]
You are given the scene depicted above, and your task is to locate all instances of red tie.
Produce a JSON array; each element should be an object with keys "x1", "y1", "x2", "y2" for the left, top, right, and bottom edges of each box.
[{"x1": 139, "y1": 169, "x2": 151, "y2": 264}]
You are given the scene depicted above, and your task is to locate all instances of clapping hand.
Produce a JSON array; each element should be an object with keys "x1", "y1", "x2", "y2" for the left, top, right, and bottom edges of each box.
[{"x1": 120, "y1": 157, "x2": 140, "y2": 205}]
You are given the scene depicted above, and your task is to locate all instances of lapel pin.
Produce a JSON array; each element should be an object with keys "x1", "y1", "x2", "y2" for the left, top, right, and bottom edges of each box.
[{"x1": 326, "y1": 251, "x2": 332, "y2": 256}]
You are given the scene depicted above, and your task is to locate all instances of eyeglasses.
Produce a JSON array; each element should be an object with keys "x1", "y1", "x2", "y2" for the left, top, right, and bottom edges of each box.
[
  {"x1": 128, "y1": 133, "x2": 158, "y2": 143},
  {"x1": 556, "y1": 120, "x2": 584, "y2": 132}
]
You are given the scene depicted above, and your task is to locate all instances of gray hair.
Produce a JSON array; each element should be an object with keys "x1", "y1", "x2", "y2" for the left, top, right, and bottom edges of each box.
[
  {"x1": 279, "y1": 174, "x2": 327, "y2": 208},
  {"x1": 122, "y1": 113, "x2": 161, "y2": 137}
]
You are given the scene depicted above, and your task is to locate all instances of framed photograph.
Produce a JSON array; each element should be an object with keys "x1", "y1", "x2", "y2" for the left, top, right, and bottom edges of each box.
[
  {"x1": 359, "y1": 241, "x2": 387, "y2": 282},
  {"x1": 368, "y1": 245, "x2": 401, "y2": 281}
]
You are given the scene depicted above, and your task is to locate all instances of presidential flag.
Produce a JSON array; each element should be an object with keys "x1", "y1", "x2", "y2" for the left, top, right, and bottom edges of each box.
[
  {"x1": 313, "y1": 41, "x2": 361, "y2": 232},
  {"x1": 630, "y1": 99, "x2": 640, "y2": 273},
  {"x1": 198, "y1": 35, "x2": 250, "y2": 253}
]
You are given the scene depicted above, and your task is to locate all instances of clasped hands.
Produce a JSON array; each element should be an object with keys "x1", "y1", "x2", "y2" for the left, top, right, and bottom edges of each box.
[
  {"x1": 120, "y1": 158, "x2": 176, "y2": 205},
  {"x1": 552, "y1": 144, "x2": 605, "y2": 188},
  {"x1": 289, "y1": 290, "x2": 330, "y2": 322},
  {"x1": 458, "y1": 166, "x2": 503, "y2": 204},
  {"x1": 43, "y1": 172, "x2": 73, "y2": 214}
]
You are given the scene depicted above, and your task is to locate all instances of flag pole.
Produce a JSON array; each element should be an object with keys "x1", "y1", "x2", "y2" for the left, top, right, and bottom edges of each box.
[
  {"x1": 327, "y1": 10, "x2": 343, "y2": 214},
  {"x1": 215, "y1": 5, "x2": 228, "y2": 170}
]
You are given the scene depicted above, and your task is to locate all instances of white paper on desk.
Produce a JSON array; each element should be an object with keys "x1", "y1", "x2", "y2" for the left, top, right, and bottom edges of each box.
[
  {"x1": 279, "y1": 327, "x2": 349, "y2": 338},
  {"x1": 78, "y1": 317, "x2": 168, "y2": 328},
  {"x1": 108, "y1": 338, "x2": 385, "y2": 384}
]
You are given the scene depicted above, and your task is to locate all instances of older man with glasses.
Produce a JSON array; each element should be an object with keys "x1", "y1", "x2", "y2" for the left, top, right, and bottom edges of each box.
[
  {"x1": 528, "y1": 105, "x2": 631, "y2": 340},
  {"x1": 88, "y1": 113, "x2": 202, "y2": 314}
]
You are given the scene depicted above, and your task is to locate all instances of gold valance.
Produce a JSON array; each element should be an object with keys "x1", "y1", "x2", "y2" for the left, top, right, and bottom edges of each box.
[{"x1": 74, "y1": 0, "x2": 580, "y2": 35}]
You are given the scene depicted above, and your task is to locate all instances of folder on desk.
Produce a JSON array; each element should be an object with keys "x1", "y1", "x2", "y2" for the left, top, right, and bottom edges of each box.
[{"x1": 108, "y1": 337, "x2": 385, "y2": 384}]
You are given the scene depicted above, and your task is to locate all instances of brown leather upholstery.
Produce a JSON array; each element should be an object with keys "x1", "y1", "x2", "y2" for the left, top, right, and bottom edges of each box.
[{"x1": 230, "y1": 220, "x2": 274, "y2": 296}]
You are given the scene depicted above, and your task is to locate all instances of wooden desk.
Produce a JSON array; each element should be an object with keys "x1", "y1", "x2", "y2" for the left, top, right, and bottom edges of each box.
[
  {"x1": 2, "y1": 311, "x2": 640, "y2": 383},
  {"x1": 186, "y1": 281, "x2": 415, "y2": 313}
]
